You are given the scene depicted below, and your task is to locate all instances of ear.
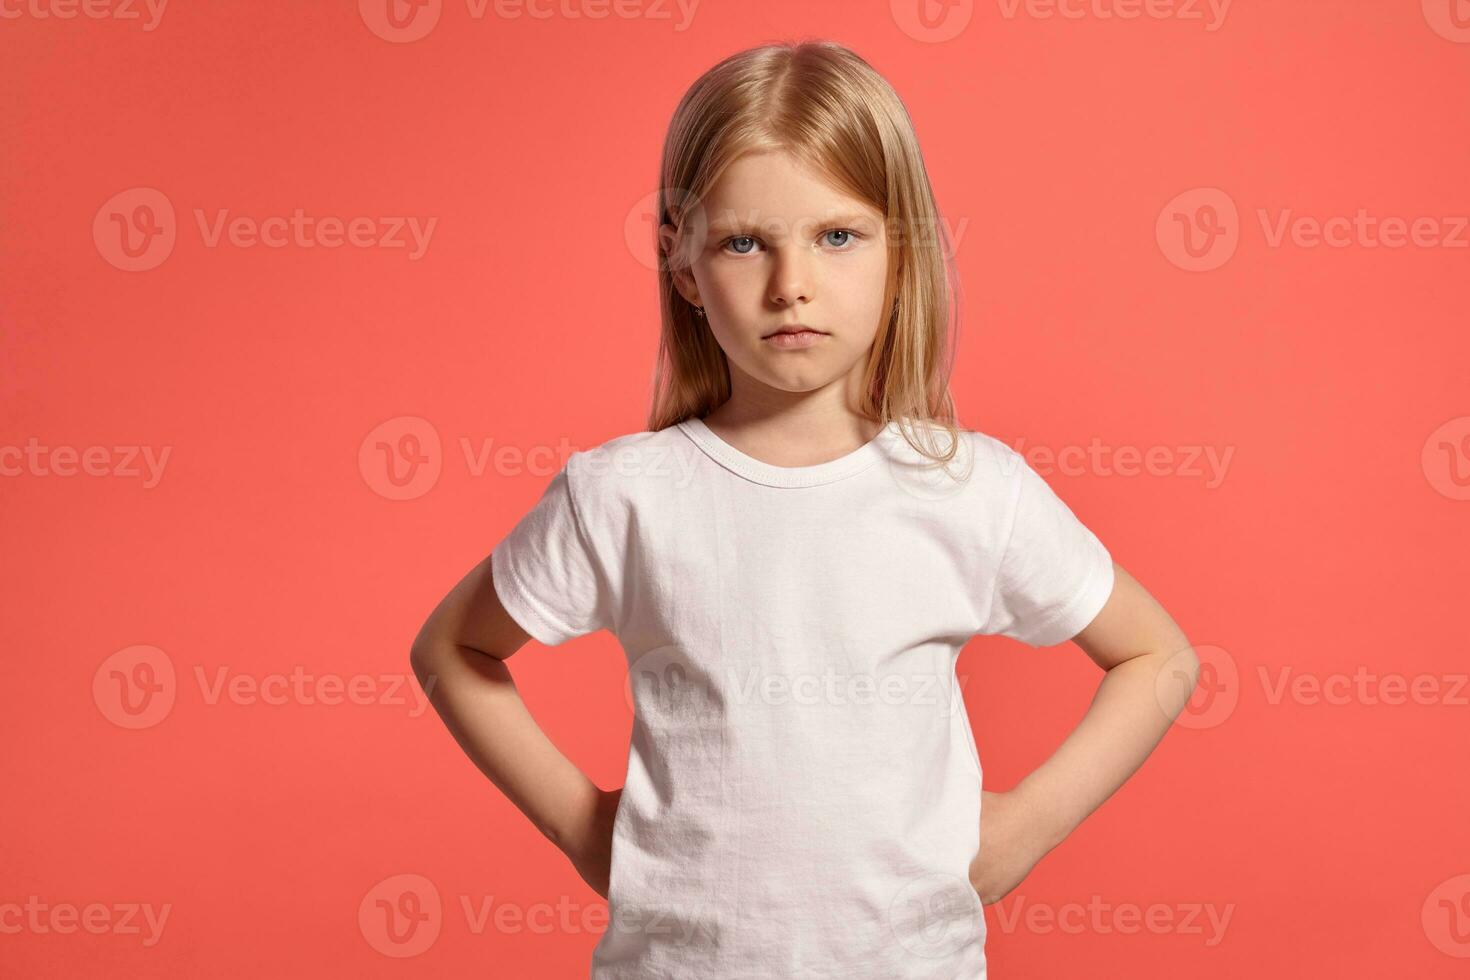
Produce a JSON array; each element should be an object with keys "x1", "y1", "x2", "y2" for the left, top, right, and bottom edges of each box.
[{"x1": 659, "y1": 221, "x2": 702, "y2": 307}]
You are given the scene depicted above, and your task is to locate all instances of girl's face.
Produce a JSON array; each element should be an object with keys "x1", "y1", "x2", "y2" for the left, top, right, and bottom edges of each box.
[{"x1": 664, "y1": 150, "x2": 891, "y2": 404}]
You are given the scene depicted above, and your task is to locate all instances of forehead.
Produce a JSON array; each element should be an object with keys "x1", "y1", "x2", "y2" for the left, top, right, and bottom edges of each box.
[{"x1": 701, "y1": 150, "x2": 883, "y2": 231}]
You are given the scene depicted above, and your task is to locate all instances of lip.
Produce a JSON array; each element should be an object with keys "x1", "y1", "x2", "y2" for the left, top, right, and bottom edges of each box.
[
  {"x1": 763, "y1": 324, "x2": 826, "y2": 337},
  {"x1": 762, "y1": 325, "x2": 829, "y2": 350}
]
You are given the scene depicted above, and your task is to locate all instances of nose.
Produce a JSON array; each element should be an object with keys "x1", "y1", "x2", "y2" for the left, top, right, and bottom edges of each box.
[{"x1": 767, "y1": 248, "x2": 813, "y2": 308}]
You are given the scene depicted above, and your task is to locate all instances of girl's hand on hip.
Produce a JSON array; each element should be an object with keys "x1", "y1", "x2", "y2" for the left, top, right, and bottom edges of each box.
[
  {"x1": 968, "y1": 789, "x2": 1051, "y2": 906},
  {"x1": 566, "y1": 786, "x2": 621, "y2": 900}
]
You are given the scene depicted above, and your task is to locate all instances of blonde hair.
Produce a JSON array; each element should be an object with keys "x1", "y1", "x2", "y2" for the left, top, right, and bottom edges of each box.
[{"x1": 648, "y1": 39, "x2": 965, "y2": 465}]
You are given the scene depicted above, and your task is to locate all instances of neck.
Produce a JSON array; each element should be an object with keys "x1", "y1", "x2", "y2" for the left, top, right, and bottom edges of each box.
[{"x1": 701, "y1": 362, "x2": 884, "y2": 466}]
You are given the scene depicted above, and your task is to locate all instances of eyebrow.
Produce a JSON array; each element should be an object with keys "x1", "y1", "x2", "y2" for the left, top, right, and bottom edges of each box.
[{"x1": 706, "y1": 210, "x2": 880, "y2": 237}]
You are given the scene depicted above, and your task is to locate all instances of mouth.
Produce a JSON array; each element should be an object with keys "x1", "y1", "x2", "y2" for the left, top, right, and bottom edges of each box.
[{"x1": 761, "y1": 325, "x2": 829, "y2": 350}]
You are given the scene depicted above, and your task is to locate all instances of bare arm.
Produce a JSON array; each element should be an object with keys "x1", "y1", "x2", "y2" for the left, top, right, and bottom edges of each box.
[
  {"x1": 409, "y1": 555, "x2": 618, "y2": 895},
  {"x1": 971, "y1": 562, "x2": 1199, "y2": 903},
  {"x1": 1018, "y1": 561, "x2": 1196, "y2": 839}
]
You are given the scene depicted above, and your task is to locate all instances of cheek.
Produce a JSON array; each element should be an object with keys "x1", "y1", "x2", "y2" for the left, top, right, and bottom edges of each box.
[
  {"x1": 841, "y1": 273, "x2": 891, "y2": 349},
  {"x1": 693, "y1": 259, "x2": 752, "y2": 310},
  {"x1": 839, "y1": 252, "x2": 892, "y2": 315}
]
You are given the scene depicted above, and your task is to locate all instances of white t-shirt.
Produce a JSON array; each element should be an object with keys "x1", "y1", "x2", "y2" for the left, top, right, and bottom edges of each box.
[{"x1": 490, "y1": 416, "x2": 1115, "y2": 979}]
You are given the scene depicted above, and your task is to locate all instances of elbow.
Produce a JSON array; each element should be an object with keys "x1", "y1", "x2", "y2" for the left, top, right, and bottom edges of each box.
[
  {"x1": 408, "y1": 644, "x2": 430, "y2": 687},
  {"x1": 1155, "y1": 637, "x2": 1202, "y2": 719},
  {"x1": 1171, "y1": 632, "x2": 1202, "y2": 685},
  {"x1": 408, "y1": 630, "x2": 444, "y2": 685}
]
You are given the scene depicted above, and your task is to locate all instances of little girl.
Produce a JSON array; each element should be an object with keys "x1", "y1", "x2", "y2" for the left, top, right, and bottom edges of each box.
[{"x1": 411, "y1": 40, "x2": 1196, "y2": 980}]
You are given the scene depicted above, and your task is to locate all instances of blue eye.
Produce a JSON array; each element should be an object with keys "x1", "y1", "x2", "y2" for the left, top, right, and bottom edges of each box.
[{"x1": 720, "y1": 229, "x2": 861, "y2": 254}]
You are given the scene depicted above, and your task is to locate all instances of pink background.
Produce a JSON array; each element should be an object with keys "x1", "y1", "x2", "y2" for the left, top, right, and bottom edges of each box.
[{"x1": 4, "y1": 1, "x2": 1469, "y2": 976}]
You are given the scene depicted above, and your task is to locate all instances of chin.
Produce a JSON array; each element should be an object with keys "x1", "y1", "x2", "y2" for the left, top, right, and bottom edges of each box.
[{"x1": 758, "y1": 369, "x2": 839, "y2": 393}]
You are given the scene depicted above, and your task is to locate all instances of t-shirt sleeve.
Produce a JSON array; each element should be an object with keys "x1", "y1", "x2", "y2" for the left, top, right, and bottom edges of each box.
[
  {"x1": 489, "y1": 460, "x2": 614, "y2": 646},
  {"x1": 982, "y1": 455, "x2": 1115, "y2": 648}
]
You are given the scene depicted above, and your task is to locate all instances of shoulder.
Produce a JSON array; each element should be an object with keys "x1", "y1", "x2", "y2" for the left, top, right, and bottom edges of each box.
[
  {"x1": 569, "y1": 424, "x2": 692, "y2": 476},
  {"x1": 960, "y1": 425, "x2": 1020, "y2": 465},
  {"x1": 885, "y1": 418, "x2": 1029, "y2": 501},
  {"x1": 563, "y1": 424, "x2": 696, "y2": 503},
  {"x1": 954, "y1": 427, "x2": 1061, "y2": 517},
  {"x1": 890, "y1": 417, "x2": 1018, "y2": 461}
]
